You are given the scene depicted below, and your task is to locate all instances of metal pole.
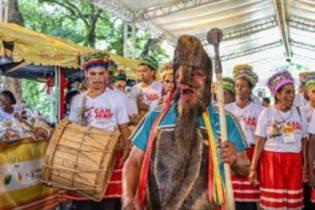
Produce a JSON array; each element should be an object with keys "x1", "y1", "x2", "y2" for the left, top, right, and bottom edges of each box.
[
  {"x1": 123, "y1": 23, "x2": 128, "y2": 58},
  {"x1": 0, "y1": 0, "x2": 3, "y2": 22},
  {"x1": 131, "y1": 23, "x2": 136, "y2": 59},
  {"x1": 55, "y1": 66, "x2": 60, "y2": 122},
  {"x1": 4, "y1": 0, "x2": 8, "y2": 22}
]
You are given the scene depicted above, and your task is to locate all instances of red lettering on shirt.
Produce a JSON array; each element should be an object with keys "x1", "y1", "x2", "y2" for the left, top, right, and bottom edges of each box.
[
  {"x1": 243, "y1": 116, "x2": 257, "y2": 127},
  {"x1": 146, "y1": 93, "x2": 159, "y2": 102},
  {"x1": 286, "y1": 121, "x2": 302, "y2": 130},
  {"x1": 94, "y1": 108, "x2": 113, "y2": 119}
]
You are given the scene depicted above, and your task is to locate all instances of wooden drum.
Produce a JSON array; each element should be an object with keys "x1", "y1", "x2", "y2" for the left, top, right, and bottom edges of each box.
[{"x1": 41, "y1": 119, "x2": 119, "y2": 201}]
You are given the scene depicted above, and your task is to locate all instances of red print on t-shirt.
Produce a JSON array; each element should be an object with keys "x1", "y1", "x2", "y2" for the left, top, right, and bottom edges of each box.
[
  {"x1": 242, "y1": 116, "x2": 257, "y2": 127},
  {"x1": 146, "y1": 93, "x2": 159, "y2": 102},
  {"x1": 286, "y1": 121, "x2": 302, "y2": 130},
  {"x1": 94, "y1": 108, "x2": 113, "y2": 119}
]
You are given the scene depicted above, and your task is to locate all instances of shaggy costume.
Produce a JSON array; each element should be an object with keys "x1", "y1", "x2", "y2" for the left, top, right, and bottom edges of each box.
[{"x1": 131, "y1": 35, "x2": 248, "y2": 210}]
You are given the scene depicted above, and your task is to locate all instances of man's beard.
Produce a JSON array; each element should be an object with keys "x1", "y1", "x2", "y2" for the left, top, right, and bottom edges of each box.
[{"x1": 168, "y1": 87, "x2": 209, "y2": 188}]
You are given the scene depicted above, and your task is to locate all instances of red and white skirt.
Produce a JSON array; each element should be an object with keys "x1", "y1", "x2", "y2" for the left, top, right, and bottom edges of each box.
[
  {"x1": 232, "y1": 146, "x2": 260, "y2": 202},
  {"x1": 259, "y1": 151, "x2": 304, "y2": 210},
  {"x1": 63, "y1": 152, "x2": 123, "y2": 201}
]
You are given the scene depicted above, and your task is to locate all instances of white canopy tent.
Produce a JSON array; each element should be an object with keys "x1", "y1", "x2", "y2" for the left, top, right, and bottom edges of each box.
[{"x1": 92, "y1": 0, "x2": 315, "y2": 89}]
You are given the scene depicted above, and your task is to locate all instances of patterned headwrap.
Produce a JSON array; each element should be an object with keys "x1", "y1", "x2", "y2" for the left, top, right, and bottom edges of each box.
[
  {"x1": 305, "y1": 76, "x2": 315, "y2": 91},
  {"x1": 233, "y1": 64, "x2": 258, "y2": 87},
  {"x1": 81, "y1": 51, "x2": 117, "y2": 72},
  {"x1": 267, "y1": 70, "x2": 294, "y2": 95},
  {"x1": 159, "y1": 63, "x2": 173, "y2": 79},
  {"x1": 222, "y1": 77, "x2": 236, "y2": 96},
  {"x1": 138, "y1": 55, "x2": 159, "y2": 72},
  {"x1": 113, "y1": 73, "x2": 127, "y2": 82},
  {"x1": 299, "y1": 71, "x2": 315, "y2": 84}
]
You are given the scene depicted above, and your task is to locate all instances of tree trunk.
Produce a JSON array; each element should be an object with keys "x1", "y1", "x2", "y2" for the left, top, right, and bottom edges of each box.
[{"x1": 4, "y1": 0, "x2": 24, "y2": 102}]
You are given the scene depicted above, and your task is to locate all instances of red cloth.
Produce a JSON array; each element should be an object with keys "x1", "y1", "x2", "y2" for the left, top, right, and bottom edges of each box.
[
  {"x1": 63, "y1": 152, "x2": 123, "y2": 201},
  {"x1": 232, "y1": 146, "x2": 260, "y2": 202},
  {"x1": 259, "y1": 151, "x2": 304, "y2": 209}
]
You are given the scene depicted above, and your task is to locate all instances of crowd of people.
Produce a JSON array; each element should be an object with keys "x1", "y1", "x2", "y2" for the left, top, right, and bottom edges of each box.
[{"x1": 2, "y1": 34, "x2": 315, "y2": 210}]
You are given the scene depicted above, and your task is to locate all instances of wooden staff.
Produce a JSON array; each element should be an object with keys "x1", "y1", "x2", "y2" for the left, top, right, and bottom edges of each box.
[{"x1": 207, "y1": 28, "x2": 235, "y2": 210}]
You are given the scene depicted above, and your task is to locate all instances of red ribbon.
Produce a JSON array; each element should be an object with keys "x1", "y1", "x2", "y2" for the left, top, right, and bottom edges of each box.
[{"x1": 136, "y1": 88, "x2": 174, "y2": 208}]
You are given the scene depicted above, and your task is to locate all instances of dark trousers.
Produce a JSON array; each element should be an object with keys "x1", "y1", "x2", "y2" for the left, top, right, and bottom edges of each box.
[
  {"x1": 235, "y1": 201, "x2": 257, "y2": 210},
  {"x1": 303, "y1": 183, "x2": 315, "y2": 210},
  {"x1": 71, "y1": 198, "x2": 121, "y2": 210}
]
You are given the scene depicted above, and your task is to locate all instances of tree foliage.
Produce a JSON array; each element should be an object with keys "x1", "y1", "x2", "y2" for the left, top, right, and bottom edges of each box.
[
  {"x1": 21, "y1": 79, "x2": 51, "y2": 117},
  {"x1": 18, "y1": 0, "x2": 169, "y2": 60},
  {"x1": 17, "y1": 0, "x2": 170, "y2": 118}
]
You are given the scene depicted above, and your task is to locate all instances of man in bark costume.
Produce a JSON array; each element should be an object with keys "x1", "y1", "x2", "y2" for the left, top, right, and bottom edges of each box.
[{"x1": 122, "y1": 35, "x2": 250, "y2": 210}]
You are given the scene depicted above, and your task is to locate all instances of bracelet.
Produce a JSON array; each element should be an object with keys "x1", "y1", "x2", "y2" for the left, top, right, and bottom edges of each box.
[{"x1": 250, "y1": 168, "x2": 256, "y2": 171}]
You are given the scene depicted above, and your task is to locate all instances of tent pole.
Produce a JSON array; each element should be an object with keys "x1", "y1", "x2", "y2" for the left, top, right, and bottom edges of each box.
[
  {"x1": 131, "y1": 23, "x2": 136, "y2": 59},
  {"x1": 123, "y1": 23, "x2": 128, "y2": 58},
  {"x1": 59, "y1": 67, "x2": 65, "y2": 122}
]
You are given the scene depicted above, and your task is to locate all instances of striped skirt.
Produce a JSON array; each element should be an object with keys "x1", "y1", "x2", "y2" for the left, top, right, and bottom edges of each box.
[
  {"x1": 232, "y1": 146, "x2": 260, "y2": 202},
  {"x1": 259, "y1": 151, "x2": 304, "y2": 210}
]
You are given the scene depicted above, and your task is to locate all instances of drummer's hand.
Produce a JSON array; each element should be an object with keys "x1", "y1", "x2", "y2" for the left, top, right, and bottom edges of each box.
[
  {"x1": 119, "y1": 149, "x2": 130, "y2": 167},
  {"x1": 122, "y1": 196, "x2": 140, "y2": 210},
  {"x1": 32, "y1": 127, "x2": 49, "y2": 140}
]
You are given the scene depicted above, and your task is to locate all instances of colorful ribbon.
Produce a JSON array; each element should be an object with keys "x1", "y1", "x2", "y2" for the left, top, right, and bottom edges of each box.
[
  {"x1": 202, "y1": 110, "x2": 227, "y2": 209},
  {"x1": 136, "y1": 88, "x2": 174, "y2": 208}
]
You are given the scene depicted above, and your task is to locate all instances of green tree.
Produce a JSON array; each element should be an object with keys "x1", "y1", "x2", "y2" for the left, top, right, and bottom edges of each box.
[
  {"x1": 15, "y1": 0, "x2": 170, "y2": 121},
  {"x1": 21, "y1": 79, "x2": 51, "y2": 117}
]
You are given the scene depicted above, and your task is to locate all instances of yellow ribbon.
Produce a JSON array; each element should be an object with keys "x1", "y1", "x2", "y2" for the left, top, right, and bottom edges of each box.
[{"x1": 202, "y1": 110, "x2": 225, "y2": 205}]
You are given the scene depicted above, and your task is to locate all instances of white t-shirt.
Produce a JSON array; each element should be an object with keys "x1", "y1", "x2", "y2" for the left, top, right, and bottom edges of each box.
[
  {"x1": 69, "y1": 89, "x2": 129, "y2": 131},
  {"x1": 114, "y1": 88, "x2": 138, "y2": 116},
  {"x1": 225, "y1": 102, "x2": 263, "y2": 145},
  {"x1": 129, "y1": 81, "x2": 162, "y2": 106},
  {"x1": 0, "y1": 108, "x2": 15, "y2": 122},
  {"x1": 250, "y1": 94, "x2": 262, "y2": 106},
  {"x1": 294, "y1": 93, "x2": 308, "y2": 107},
  {"x1": 255, "y1": 106, "x2": 308, "y2": 153},
  {"x1": 149, "y1": 96, "x2": 167, "y2": 111},
  {"x1": 307, "y1": 111, "x2": 315, "y2": 134},
  {"x1": 300, "y1": 103, "x2": 314, "y2": 123}
]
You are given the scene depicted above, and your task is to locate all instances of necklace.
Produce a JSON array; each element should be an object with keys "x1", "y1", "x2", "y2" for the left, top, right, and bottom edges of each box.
[{"x1": 276, "y1": 107, "x2": 292, "y2": 121}]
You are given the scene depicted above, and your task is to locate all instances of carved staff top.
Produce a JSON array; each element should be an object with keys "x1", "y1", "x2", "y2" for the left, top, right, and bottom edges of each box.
[{"x1": 207, "y1": 28, "x2": 223, "y2": 74}]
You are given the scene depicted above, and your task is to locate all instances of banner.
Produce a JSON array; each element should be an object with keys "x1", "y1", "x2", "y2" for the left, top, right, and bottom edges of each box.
[{"x1": 0, "y1": 139, "x2": 59, "y2": 210}]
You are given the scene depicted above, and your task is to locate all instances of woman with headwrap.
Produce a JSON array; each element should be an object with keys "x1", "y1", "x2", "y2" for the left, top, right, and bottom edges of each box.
[
  {"x1": 149, "y1": 63, "x2": 174, "y2": 110},
  {"x1": 225, "y1": 65, "x2": 263, "y2": 210},
  {"x1": 222, "y1": 77, "x2": 236, "y2": 105},
  {"x1": 302, "y1": 76, "x2": 315, "y2": 209},
  {"x1": 250, "y1": 70, "x2": 308, "y2": 210}
]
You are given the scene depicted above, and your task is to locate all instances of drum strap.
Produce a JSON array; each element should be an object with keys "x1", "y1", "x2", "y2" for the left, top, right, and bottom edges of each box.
[{"x1": 78, "y1": 91, "x2": 88, "y2": 125}]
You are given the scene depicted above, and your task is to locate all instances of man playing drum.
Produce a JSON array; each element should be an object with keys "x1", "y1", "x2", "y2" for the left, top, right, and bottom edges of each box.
[{"x1": 67, "y1": 51, "x2": 130, "y2": 210}]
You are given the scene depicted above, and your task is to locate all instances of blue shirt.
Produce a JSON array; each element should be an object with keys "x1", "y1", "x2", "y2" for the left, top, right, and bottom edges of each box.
[
  {"x1": 131, "y1": 103, "x2": 248, "y2": 178},
  {"x1": 131, "y1": 103, "x2": 247, "y2": 152}
]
